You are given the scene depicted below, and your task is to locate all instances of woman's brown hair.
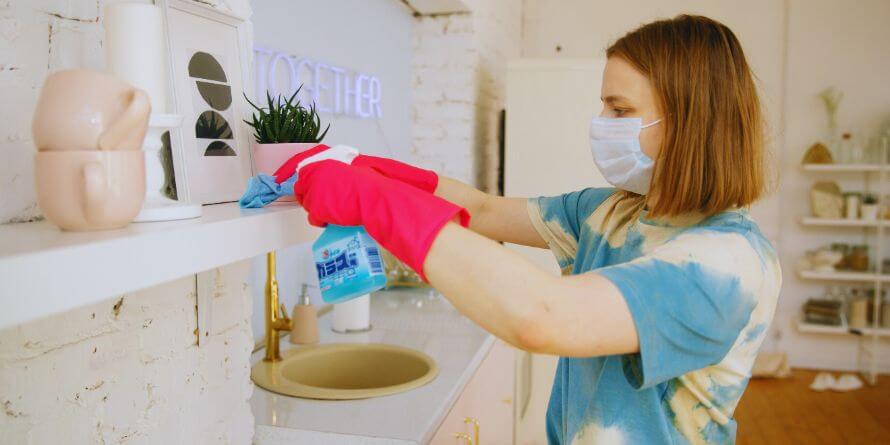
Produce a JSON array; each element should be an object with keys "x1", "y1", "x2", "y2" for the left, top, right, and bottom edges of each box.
[{"x1": 607, "y1": 15, "x2": 765, "y2": 217}]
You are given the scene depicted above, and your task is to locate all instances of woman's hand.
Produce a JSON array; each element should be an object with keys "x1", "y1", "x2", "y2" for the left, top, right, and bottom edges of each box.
[
  {"x1": 293, "y1": 160, "x2": 468, "y2": 279},
  {"x1": 275, "y1": 146, "x2": 545, "y2": 248},
  {"x1": 275, "y1": 146, "x2": 438, "y2": 193}
]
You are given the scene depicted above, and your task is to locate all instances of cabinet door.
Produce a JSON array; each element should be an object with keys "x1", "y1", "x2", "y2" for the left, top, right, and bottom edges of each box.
[{"x1": 430, "y1": 339, "x2": 515, "y2": 445}]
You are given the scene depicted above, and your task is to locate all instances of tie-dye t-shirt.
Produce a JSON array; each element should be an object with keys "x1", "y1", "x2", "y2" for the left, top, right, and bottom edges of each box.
[{"x1": 527, "y1": 188, "x2": 781, "y2": 445}]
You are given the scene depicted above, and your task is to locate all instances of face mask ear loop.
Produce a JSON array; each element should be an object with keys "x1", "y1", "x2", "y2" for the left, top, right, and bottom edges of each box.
[{"x1": 641, "y1": 118, "x2": 663, "y2": 129}]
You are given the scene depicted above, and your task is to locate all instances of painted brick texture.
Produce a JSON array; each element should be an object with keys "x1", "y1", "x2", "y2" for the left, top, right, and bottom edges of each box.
[
  {"x1": 0, "y1": 260, "x2": 254, "y2": 444},
  {"x1": 409, "y1": 0, "x2": 520, "y2": 192},
  {"x1": 1, "y1": 2, "x2": 257, "y2": 442}
]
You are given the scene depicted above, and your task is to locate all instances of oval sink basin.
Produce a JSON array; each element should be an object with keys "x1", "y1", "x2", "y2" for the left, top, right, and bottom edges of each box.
[{"x1": 251, "y1": 343, "x2": 438, "y2": 400}]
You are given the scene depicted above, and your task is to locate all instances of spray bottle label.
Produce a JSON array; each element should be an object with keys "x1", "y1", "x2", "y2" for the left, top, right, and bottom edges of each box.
[{"x1": 314, "y1": 232, "x2": 384, "y2": 293}]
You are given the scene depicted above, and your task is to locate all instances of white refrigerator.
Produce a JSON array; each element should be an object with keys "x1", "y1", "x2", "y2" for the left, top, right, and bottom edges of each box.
[{"x1": 505, "y1": 58, "x2": 608, "y2": 444}]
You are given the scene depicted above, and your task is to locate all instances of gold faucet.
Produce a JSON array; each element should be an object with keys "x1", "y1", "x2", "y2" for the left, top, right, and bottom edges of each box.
[{"x1": 263, "y1": 251, "x2": 292, "y2": 362}]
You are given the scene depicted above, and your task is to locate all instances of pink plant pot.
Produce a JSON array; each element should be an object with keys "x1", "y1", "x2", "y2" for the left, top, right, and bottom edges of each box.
[{"x1": 252, "y1": 142, "x2": 320, "y2": 201}]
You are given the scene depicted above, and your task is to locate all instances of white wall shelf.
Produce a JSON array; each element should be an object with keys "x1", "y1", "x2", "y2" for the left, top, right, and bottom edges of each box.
[
  {"x1": 802, "y1": 163, "x2": 883, "y2": 172},
  {"x1": 798, "y1": 269, "x2": 888, "y2": 282},
  {"x1": 856, "y1": 326, "x2": 890, "y2": 337},
  {"x1": 0, "y1": 202, "x2": 321, "y2": 330},
  {"x1": 796, "y1": 317, "x2": 890, "y2": 337},
  {"x1": 800, "y1": 217, "x2": 886, "y2": 227},
  {"x1": 796, "y1": 316, "x2": 849, "y2": 334}
]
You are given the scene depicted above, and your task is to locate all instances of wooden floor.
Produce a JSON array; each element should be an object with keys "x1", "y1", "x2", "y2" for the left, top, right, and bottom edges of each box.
[{"x1": 735, "y1": 370, "x2": 890, "y2": 444}]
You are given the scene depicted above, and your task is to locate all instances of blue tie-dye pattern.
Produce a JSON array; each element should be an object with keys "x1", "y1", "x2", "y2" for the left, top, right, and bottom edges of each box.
[
  {"x1": 710, "y1": 377, "x2": 749, "y2": 407},
  {"x1": 743, "y1": 324, "x2": 767, "y2": 344},
  {"x1": 533, "y1": 188, "x2": 779, "y2": 445},
  {"x1": 600, "y1": 259, "x2": 757, "y2": 389},
  {"x1": 699, "y1": 419, "x2": 737, "y2": 444}
]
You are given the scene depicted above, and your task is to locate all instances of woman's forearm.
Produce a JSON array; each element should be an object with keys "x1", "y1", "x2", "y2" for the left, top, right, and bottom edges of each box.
[
  {"x1": 435, "y1": 177, "x2": 547, "y2": 247},
  {"x1": 424, "y1": 223, "x2": 639, "y2": 357},
  {"x1": 434, "y1": 176, "x2": 492, "y2": 219}
]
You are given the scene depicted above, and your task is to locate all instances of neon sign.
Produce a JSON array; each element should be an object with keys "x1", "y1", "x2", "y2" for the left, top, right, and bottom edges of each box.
[{"x1": 253, "y1": 46, "x2": 382, "y2": 118}]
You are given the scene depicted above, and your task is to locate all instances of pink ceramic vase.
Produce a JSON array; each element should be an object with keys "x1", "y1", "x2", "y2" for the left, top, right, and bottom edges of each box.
[
  {"x1": 252, "y1": 142, "x2": 320, "y2": 201},
  {"x1": 32, "y1": 69, "x2": 151, "y2": 151},
  {"x1": 35, "y1": 150, "x2": 146, "y2": 231}
]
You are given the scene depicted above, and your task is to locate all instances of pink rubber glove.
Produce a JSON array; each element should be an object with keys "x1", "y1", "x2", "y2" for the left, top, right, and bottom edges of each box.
[
  {"x1": 274, "y1": 147, "x2": 438, "y2": 193},
  {"x1": 294, "y1": 160, "x2": 468, "y2": 280},
  {"x1": 351, "y1": 154, "x2": 438, "y2": 193},
  {"x1": 271, "y1": 144, "x2": 330, "y2": 180}
]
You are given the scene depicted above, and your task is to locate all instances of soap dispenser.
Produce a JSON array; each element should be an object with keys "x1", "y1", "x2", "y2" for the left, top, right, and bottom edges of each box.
[{"x1": 290, "y1": 284, "x2": 319, "y2": 344}]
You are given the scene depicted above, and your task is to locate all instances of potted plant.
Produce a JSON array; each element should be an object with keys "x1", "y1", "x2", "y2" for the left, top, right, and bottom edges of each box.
[
  {"x1": 244, "y1": 86, "x2": 330, "y2": 199},
  {"x1": 861, "y1": 194, "x2": 880, "y2": 220}
]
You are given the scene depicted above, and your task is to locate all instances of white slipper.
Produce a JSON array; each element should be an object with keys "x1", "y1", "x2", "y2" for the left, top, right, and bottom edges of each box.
[
  {"x1": 809, "y1": 372, "x2": 836, "y2": 391},
  {"x1": 832, "y1": 373, "x2": 863, "y2": 392}
]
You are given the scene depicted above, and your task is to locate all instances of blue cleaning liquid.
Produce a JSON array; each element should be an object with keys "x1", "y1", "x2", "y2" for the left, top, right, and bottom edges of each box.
[{"x1": 312, "y1": 225, "x2": 387, "y2": 304}]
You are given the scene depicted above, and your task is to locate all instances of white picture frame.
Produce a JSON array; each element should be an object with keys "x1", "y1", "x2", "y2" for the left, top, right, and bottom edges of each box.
[{"x1": 159, "y1": 0, "x2": 254, "y2": 204}]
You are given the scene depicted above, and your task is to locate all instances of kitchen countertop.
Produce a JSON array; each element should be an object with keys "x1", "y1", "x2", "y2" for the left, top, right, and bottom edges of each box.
[{"x1": 250, "y1": 288, "x2": 495, "y2": 445}]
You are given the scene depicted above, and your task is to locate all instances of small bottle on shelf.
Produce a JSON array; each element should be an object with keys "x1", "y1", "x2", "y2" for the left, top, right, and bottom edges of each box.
[
  {"x1": 837, "y1": 132, "x2": 865, "y2": 164},
  {"x1": 881, "y1": 290, "x2": 890, "y2": 328},
  {"x1": 844, "y1": 192, "x2": 861, "y2": 220}
]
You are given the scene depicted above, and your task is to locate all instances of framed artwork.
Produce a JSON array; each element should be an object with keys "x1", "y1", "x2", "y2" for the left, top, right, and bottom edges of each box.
[{"x1": 160, "y1": 0, "x2": 253, "y2": 204}]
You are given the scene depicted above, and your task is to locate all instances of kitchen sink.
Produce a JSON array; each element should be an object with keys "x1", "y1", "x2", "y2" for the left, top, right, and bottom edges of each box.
[{"x1": 251, "y1": 343, "x2": 438, "y2": 400}]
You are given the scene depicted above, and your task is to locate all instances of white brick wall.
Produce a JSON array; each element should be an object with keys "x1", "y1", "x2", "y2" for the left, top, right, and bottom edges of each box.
[
  {"x1": 410, "y1": 13, "x2": 477, "y2": 185},
  {"x1": 410, "y1": 0, "x2": 521, "y2": 192},
  {"x1": 0, "y1": 260, "x2": 255, "y2": 444},
  {"x1": 0, "y1": 0, "x2": 117, "y2": 224},
  {"x1": 0, "y1": 1, "x2": 256, "y2": 443},
  {"x1": 0, "y1": 1, "x2": 522, "y2": 442},
  {"x1": 466, "y1": 0, "x2": 521, "y2": 192}
]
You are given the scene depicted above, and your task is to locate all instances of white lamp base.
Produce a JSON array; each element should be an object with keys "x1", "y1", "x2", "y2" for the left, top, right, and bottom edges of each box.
[{"x1": 134, "y1": 113, "x2": 202, "y2": 223}]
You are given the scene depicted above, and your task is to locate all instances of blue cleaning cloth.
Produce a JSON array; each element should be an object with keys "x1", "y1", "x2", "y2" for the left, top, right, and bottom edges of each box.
[{"x1": 238, "y1": 173, "x2": 298, "y2": 208}]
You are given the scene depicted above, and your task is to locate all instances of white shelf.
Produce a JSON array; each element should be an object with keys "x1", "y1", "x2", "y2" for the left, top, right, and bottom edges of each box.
[
  {"x1": 796, "y1": 317, "x2": 890, "y2": 337},
  {"x1": 0, "y1": 202, "x2": 321, "y2": 329},
  {"x1": 796, "y1": 317, "x2": 848, "y2": 334},
  {"x1": 798, "y1": 269, "x2": 889, "y2": 282},
  {"x1": 802, "y1": 163, "x2": 884, "y2": 172},
  {"x1": 857, "y1": 326, "x2": 890, "y2": 336},
  {"x1": 800, "y1": 159, "x2": 890, "y2": 382},
  {"x1": 800, "y1": 217, "x2": 886, "y2": 227}
]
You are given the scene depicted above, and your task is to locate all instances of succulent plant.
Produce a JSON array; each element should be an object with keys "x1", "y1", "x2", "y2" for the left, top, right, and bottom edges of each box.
[
  {"x1": 863, "y1": 194, "x2": 878, "y2": 205},
  {"x1": 243, "y1": 86, "x2": 330, "y2": 144}
]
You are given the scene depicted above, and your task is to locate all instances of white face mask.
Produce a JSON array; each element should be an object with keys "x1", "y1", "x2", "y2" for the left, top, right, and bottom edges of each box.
[{"x1": 589, "y1": 117, "x2": 662, "y2": 194}]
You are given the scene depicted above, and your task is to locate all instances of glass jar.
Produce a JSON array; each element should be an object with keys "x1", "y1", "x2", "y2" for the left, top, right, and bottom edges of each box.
[
  {"x1": 844, "y1": 192, "x2": 862, "y2": 219},
  {"x1": 848, "y1": 244, "x2": 870, "y2": 271},
  {"x1": 826, "y1": 285, "x2": 843, "y2": 301},
  {"x1": 851, "y1": 135, "x2": 864, "y2": 164},
  {"x1": 838, "y1": 132, "x2": 853, "y2": 163},
  {"x1": 848, "y1": 296, "x2": 869, "y2": 328},
  {"x1": 866, "y1": 135, "x2": 883, "y2": 164}
]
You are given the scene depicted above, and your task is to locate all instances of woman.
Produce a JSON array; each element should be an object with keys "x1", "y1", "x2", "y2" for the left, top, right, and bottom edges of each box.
[{"x1": 283, "y1": 14, "x2": 780, "y2": 445}]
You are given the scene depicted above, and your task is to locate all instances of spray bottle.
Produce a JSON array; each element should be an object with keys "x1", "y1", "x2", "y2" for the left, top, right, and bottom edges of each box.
[
  {"x1": 296, "y1": 145, "x2": 387, "y2": 303},
  {"x1": 312, "y1": 225, "x2": 387, "y2": 304}
]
